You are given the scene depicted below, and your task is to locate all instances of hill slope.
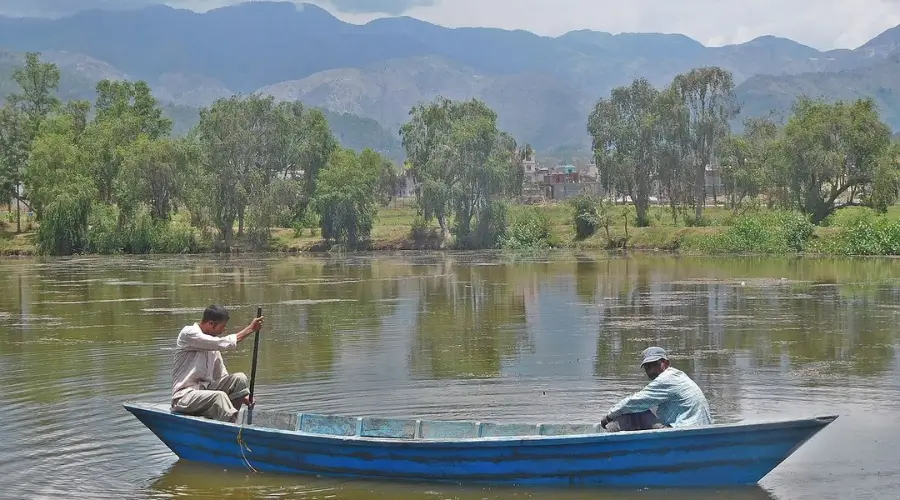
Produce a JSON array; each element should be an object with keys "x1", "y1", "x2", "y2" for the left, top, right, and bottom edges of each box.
[
  {"x1": 0, "y1": 48, "x2": 403, "y2": 160},
  {"x1": 1, "y1": 2, "x2": 894, "y2": 95},
  {"x1": 3, "y1": 2, "x2": 900, "y2": 158},
  {"x1": 735, "y1": 50, "x2": 900, "y2": 128},
  {"x1": 257, "y1": 56, "x2": 592, "y2": 151}
]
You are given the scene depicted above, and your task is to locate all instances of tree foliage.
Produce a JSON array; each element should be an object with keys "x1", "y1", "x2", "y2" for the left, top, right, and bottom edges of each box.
[
  {"x1": 588, "y1": 78, "x2": 663, "y2": 227},
  {"x1": 312, "y1": 148, "x2": 381, "y2": 247},
  {"x1": 13, "y1": 53, "x2": 899, "y2": 257},
  {"x1": 777, "y1": 96, "x2": 893, "y2": 222},
  {"x1": 193, "y1": 94, "x2": 339, "y2": 249},
  {"x1": 587, "y1": 67, "x2": 900, "y2": 227},
  {"x1": 670, "y1": 67, "x2": 740, "y2": 221},
  {"x1": 400, "y1": 97, "x2": 522, "y2": 247}
]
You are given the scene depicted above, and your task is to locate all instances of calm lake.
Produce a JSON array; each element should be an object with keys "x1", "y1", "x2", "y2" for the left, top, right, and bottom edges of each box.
[{"x1": 1, "y1": 251, "x2": 898, "y2": 499}]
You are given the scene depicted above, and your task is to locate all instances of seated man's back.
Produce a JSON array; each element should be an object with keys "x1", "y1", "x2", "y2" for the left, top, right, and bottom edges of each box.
[
  {"x1": 631, "y1": 366, "x2": 712, "y2": 427},
  {"x1": 602, "y1": 347, "x2": 712, "y2": 432}
]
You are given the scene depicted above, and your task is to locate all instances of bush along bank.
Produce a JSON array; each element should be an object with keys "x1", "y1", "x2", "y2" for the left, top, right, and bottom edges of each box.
[{"x1": 6, "y1": 204, "x2": 900, "y2": 257}]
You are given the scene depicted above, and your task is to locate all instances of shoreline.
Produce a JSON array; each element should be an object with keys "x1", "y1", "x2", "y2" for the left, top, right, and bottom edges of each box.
[
  {"x1": 0, "y1": 225, "x2": 885, "y2": 259},
  {"x1": 3, "y1": 204, "x2": 898, "y2": 258}
]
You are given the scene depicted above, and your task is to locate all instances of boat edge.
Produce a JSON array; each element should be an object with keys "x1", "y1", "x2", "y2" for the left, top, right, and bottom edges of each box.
[{"x1": 122, "y1": 400, "x2": 839, "y2": 445}]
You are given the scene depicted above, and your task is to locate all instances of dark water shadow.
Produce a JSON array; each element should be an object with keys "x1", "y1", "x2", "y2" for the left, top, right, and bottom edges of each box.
[{"x1": 146, "y1": 460, "x2": 780, "y2": 500}]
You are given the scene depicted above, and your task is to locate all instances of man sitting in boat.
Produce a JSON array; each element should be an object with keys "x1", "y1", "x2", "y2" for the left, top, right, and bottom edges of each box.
[
  {"x1": 600, "y1": 346, "x2": 712, "y2": 432},
  {"x1": 170, "y1": 305, "x2": 264, "y2": 423}
]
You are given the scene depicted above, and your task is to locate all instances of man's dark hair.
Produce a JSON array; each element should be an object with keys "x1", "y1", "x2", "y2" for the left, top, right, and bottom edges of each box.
[{"x1": 201, "y1": 304, "x2": 230, "y2": 323}]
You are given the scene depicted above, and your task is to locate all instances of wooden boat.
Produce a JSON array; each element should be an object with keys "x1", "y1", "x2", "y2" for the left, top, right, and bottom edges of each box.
[{"x1": 123, "y1": 401, "x2": 836, "y2": 488}]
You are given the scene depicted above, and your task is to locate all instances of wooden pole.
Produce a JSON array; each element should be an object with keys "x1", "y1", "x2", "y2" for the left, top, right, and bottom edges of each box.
[{"x1": 247, "y1": 306, "x2": 262, "y2": 425}]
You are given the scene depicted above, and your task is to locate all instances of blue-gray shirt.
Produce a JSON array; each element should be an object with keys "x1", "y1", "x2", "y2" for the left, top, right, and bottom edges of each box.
[{"x1": 606, "y1": 367, "x2": 713, "y2": 427}]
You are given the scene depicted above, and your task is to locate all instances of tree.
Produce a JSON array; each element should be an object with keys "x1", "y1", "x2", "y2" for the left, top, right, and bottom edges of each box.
[
  {"x1": 3, "y1": 52, "x2": 62, "y2": 232},
  {"x1": 299, "y1": 108, "x2": 338, "y2": 205},
  {"x1": 25, "y1": 114, "x2": 96, "y2": 254},
  {"x1": 94, "y1": 80, "x2": 172, "y2": 139},
  {"x1": 118, "y1": 135, "x2": 195, "y2": 221},
  {"x1": 193, "y1": 94, "x2": 338, "y2": 250},
  {"x1": 376, "y1": 157, "x2": 400, "y2": 206},
  {"x1": 84, "y1": 80, "x2": 173, "y2": 203},
  {"x1": 312, "y1": 148, "x2": 381, "y2": 248},
  {"x1": 867, "y1": 141, "x2": 900, "y2": 213},
  {"x1": 588, "y1": 78, "x2": 661, "y2": 227},
  {"x1": 670, "y1": 67, "x2": 739, "y2": 222},
  {"x1": 778, "y1": 96, "x2": 894, "y2": 223},
  {"x1": 195, "y1": 96, "x2": 254, "y2": 250},
  {"x1": 400, "y1": 97, "x2": 457, "y2": 242},
  {"x1": 653, "y1": 86, "x2": 693, "y2": 224},
  {"x1": 8, "y1": 52, "x2": 61, "y2": 136},
  {"x1": 0, "y1": 104, "x2": 28, "y2": 231},
  {"x1": 400, "y1": 97, "x2": 522, "y2": 246},
  {"x1": 502, "y1": 135, "x2": 527, "y2": 197},
  {"x1": 718, "y1": 117, "x2": 779, "y2": 211}
]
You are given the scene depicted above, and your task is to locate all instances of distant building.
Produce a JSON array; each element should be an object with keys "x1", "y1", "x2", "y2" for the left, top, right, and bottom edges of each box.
[
  {"x1": 585, "y1": 160, "x2": 598, "y2": 181},
  {"x1": 538, "y1": 164, "x2": 604, "y2": 200},
  {"x1": 521, "y1": 148, "x2": 539, "y2": 184}
]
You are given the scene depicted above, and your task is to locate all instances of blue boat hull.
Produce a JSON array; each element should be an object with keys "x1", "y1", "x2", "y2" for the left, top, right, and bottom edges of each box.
[{"x1": 123, "y1": 402, "x2": 835, "y2": 488}]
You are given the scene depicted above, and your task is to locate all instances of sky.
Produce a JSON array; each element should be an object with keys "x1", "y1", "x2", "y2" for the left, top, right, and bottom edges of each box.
[{"x1": 3, "y1": 0, "x2": 900, "y2": 51}]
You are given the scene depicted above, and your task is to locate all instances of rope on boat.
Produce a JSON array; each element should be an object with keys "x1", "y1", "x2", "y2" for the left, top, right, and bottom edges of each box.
[{"x1": 236, "y1": 416, "x2": 259, "y2": 473}]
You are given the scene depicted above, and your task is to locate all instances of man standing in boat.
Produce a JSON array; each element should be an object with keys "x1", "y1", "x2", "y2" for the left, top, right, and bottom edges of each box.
[
  {"x1": 600, "y1": 347, "x2": 712, "y2": 432},
  {"x1": 170, "y1": 304, "x2": 264, "y2": 423}
]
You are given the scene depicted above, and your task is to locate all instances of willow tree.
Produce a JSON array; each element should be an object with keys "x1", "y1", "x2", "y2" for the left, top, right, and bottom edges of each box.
[
  {"x1": 588, "y1": 77, "x2": 662, "y2": 227},
  {"x1": 400, "y1": 97, "x2": 522, "y2": 246},
  {"x1": 718, "y1": 117, "x2": 780, "y2": 211},
  {"x1": 653, "y1": 86, "x2": 693, "y2": 224},
  {"x1": 778, "y1": 96, "x2": 894, "y2": 223},
  {"x1": 25, "y1": 113, "x2": 95, "y2": 254},
  {"x1": 312, "y1": 148, "x2": 382, "y2": 248},
  {"x1": 670, "y1": 67, "x2": 739, "y2": 222},
  {"x1": 194, "y1": 95, "x2": 337, "y2": 250}
]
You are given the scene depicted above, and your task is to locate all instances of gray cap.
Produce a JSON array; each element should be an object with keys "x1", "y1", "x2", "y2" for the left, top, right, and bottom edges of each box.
[{"x1": 640, "y1": 346, "x2": 668, "y2": 367}]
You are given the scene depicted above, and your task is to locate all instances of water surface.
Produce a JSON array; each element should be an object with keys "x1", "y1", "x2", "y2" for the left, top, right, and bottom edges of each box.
[{"x1": 1, "y1": 252, "x2": 898, "y2": 499}]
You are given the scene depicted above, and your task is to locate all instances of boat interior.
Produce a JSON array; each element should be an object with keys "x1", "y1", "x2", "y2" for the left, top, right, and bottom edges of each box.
[{"x1": 239, "y1": 409, "x2": 606, "y2": 440}]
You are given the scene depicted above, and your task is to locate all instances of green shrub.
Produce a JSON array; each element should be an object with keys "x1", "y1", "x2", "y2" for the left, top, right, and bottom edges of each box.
[
  {"x1": 570, "y1": 193, "x2": 601, "y2": 239},
  {"x1": 817, "y1": 208, "x2": 900, "y2": 255},
  {"x1": 472, "y1": 199, "x2": 509, "y2": 249},
  {"x1": 86, "y1": 203, "x2": 123, "y2": 254},
  {"x1": 687, "y1": 210, "x2": 814, "y2": 254},
  {"x1": 36, "y1": 193, "x2": 91, "y2": 255},
  {"x1": 503, "y1": 204, "x2": 552, "y2": 250},
  {"x1": 153, "y1": 211, "x2": 201, "y2": 254},
  {"x1": 86, "y1": 204, "x2": 200, "y2": 255}
]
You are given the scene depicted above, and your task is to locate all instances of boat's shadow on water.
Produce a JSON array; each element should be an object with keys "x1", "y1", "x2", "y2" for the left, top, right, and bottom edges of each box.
[{"x1": 148, "y1": 460, "x2": 781, "y2": 500}]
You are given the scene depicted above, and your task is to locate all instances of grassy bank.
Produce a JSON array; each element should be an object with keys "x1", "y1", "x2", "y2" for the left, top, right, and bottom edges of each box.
[{"x1": 4, "y1": 202, "x2": 900, "y2": 256}]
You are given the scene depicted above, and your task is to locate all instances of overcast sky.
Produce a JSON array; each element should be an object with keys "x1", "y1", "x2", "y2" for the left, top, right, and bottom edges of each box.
[{"x1": 3, "y1": 0, "x2": 900, "y2": 50}]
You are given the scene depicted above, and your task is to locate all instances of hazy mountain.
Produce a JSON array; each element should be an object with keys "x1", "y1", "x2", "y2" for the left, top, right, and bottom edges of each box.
[
  {"x1": 0, "y1": 48, "x2": 403, "y2": 159},
  {"x1": 735, "y1": 49, "x2": 900, "y2": 129},
  {"x1": 257, "y1": 56, "x2": 592, "y2": 151},
  {"x1": 1, "y1": 2, "x2": 892, "y2": 93},
  {"x1": 2, "y1": 1, "x2": 900, "y2": 160}
]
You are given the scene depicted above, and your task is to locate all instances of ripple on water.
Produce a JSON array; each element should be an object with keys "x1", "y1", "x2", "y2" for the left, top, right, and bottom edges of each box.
[
  {"x1": 141, "y1": 306, "x2": 244, "y2": 314},
  {"x1": 38, "y1": 297, "x2": 168, "y2": 305},
  {"x1": 277, "y1": 299, "x2": 357, "y2": 305}
]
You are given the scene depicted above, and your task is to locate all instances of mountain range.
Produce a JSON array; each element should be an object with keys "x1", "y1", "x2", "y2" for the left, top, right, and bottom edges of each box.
[{"x1": 3, "y1": 1, "x2": 900, "y2": 163}]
